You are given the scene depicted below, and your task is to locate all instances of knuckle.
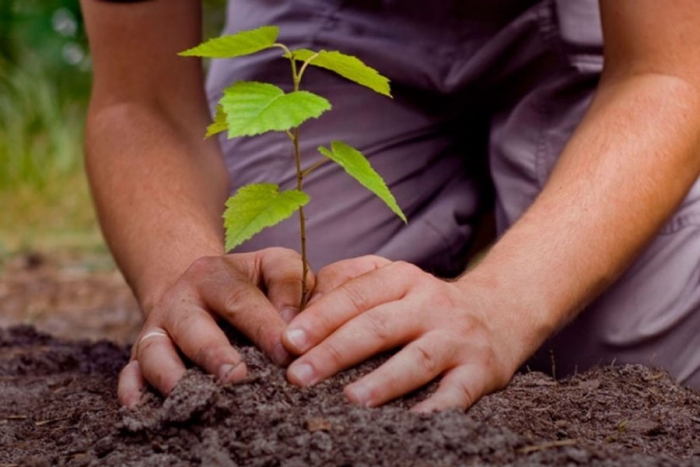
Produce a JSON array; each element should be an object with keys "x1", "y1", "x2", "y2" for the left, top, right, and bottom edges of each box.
[
  {"x1": 187, "y1": 256, "x2": 217, "y2": 277},
  {"x1": 135, "y1": 335, "x2": 161, "y2": 360},
  {"x1": 194, "y1": 344, "x2": 231, "y2": 372},
  {"x1": 221, "y1": 280, "x2": 258, "y2": 316},
  {"x1": 154, "y1": 371, "x2": 179, "y2": 395},
  {"x1": 262, "y1": 246, "x2": 297, "y2": 260},
  {"x1": 342, "y1": 282, "x2": 370, "y2": 313},
  {"x1": 413, "y1": 341, "x2": 441, "y2": 375},
  {"x1": 322, "y1": 342, "x2": 346, "y2": 368},
  {"x1": 167, "y1": 312, "x2": 202, "y2": 346},
  {"x1": 363, "y1": 310, "x2": 393, "y2": 342},
  {"x1": 251, "y1": 320, "x2": 270, "y2": 345},
  {"x1": 446, "y1": 376, "x2": 477, "y2": 408},
  {"x1": 451, "y1": 312, "x2": 480, "y2": 337},
  {"x1": 391, "y1": 261, "x2": 422, "y2": 280},
  {"x1": 360, "y1": 255, "x2": 391, "y2": 269}
]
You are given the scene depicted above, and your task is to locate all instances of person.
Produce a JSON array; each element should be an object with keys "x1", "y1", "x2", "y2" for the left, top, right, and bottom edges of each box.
[{"x1": 79, "y1": 0, "x2": 700, "y2": 411}]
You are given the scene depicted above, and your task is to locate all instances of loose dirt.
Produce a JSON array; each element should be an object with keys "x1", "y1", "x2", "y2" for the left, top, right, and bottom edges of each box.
[{"x1": 1, "y1": 253, "x2": 699, "y2": 466}]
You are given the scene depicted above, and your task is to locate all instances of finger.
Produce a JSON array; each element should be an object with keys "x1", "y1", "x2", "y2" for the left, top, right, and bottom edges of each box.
[
  {"x1": 343, "y1": 333, "x2": 456, "y2": 407},
  {"x1": 163, "y1": 306, "x2": 250, "y2": 380},
  {"x1": 257, "y1": 247, "x2": 316, "y2": 319},
  {"x1": 286, "y1": 302, "x2": 411, "y2": 387},
  {"x1": 283, "y1": 261, "x2": 421, "y2": 354},
  {"x1": 136, "y1": 329, "x2": 187, "y2": 395},
  {"x1": 411, "y1": 364, "x2": 489, "y2": 413},
  {"x1": 312, "y1": 255, "x2": 390, "y2": 298},
  {"x1": 197, "y1": 272, "x2": 291, "y2": 365},
  {"x1": 117, "y1": 360, "x2": 146, "y2": 408}
]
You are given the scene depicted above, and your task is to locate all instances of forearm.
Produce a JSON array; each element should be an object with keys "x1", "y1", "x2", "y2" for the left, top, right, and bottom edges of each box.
[
  {"x1": 85, "y1": 102, "x2": 229, "y2": 312},
  {"x1": 463, "y1": 73, "x2": 700, "y2": 364}
]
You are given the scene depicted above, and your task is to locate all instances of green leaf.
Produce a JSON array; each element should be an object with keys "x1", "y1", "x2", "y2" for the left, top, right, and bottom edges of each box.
[
  {"x1": 290, "y1": 49, "x2": 392, "y2": 97},
  {"x1": 179, "y1": 26, "x2": 279, "y2": 58},
  {"x1": 223, "y1": 183, "x2": 310, "y2": 251},
  {"x1": 205, "y1": 105, "x2": 228, "y2": 138},
  {"x1": 318, "y1": 141, "x2": 406, "y2": 222},
  {"x1": 221, "y1": 81, "x2": 331, "y2": 138}
]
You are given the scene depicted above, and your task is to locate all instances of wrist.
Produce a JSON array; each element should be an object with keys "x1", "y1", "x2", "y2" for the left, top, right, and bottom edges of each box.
[
  {"x1": 130, "y1": 243, "x2": 226, "y2": 317},
  {"x1": 453, "y1": 265, "x2": 560, "y2": 371}
]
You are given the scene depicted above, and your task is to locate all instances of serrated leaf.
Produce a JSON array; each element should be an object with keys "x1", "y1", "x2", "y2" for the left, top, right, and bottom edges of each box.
[
  {"x1": 221, "y1": 81, "x2": 331, "y2": 138},
  {"x1": 179, "y1": 26, "x2": 279, "y2": 58},
  {"x1": 223, "y1": 183, "x2": 310, "y2": 251},
  {"x1": 290, "y1": 49, "x2": 391, "y2": 97},
  {"x1": 205, "y1": 105, "x2": 228, "y2": 138},
  {"x1": 318, "y1": 141, "x2": 406, "y2": 222}
]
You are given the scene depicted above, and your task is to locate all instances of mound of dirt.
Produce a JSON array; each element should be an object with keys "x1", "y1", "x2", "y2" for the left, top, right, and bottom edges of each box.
[{"x1": 1, "y1": 325, "x2": 699, "y2": 466}]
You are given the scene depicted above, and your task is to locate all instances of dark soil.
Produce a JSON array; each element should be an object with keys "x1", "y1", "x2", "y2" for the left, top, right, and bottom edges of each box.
[
  {"x1": 1, "y1": 252, "x2": 699, "y2": 465},
  {"x1": 2, "y1": 325, "x2": 699, "y2": 467}
]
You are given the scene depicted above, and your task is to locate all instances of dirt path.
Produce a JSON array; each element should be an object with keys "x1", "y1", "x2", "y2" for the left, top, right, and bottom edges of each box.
[{"x1": 1, "y1": 254, "x2": 699, "y2": 466}]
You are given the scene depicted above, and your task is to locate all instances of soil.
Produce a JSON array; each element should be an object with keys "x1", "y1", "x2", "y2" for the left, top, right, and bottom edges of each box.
[{"x1": 1, "y1": 252, "x2": 699, "y2": 466}]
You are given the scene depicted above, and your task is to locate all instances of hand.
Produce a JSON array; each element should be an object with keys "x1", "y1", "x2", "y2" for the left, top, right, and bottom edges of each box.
[
  {"x1": 282, "y1": 256, "x2": 524, "y2": 412},
  {"x1": 118, "y1": 247, "x2": 314, "y2": 407}
]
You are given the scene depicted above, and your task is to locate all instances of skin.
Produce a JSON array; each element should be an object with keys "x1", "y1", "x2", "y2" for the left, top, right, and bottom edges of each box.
[
  {"x1": 79, "y1": 0, "x2": 311, "y2": 407},
  {"x1": 81, "y1": 0, "x2": 700, "y2": 410},
  {"x1": 283, "y1": 0, "x2": 700, "y2": 411}
]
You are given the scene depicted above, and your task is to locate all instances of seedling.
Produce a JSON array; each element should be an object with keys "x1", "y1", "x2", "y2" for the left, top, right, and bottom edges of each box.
[{"x1": 180, "y1": 26, "x2": 406, "y2": 308}]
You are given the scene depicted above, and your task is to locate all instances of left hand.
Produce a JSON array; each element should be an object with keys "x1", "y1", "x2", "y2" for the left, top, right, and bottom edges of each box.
[{"x1": 281, "y1": 256, "x2": 524, "y2": 412}]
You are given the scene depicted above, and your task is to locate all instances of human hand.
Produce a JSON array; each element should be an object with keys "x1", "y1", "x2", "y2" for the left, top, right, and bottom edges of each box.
[
  {"x1": 282, "y1": 256, "x2": 526, "y2": 412},
  {"x1": 118, "y1": 247, "x2": 314, "y2": 407}
]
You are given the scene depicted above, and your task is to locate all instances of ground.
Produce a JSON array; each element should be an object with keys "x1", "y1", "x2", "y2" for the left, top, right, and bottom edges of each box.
[{"x1": 1, "y1": 252, "x2": 699, "y2": 466}]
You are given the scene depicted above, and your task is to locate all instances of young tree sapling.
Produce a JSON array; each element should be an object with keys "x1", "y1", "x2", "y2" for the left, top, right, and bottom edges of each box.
[{"x1": 180, "y1": 26, "x2": 407, "y2": 309}]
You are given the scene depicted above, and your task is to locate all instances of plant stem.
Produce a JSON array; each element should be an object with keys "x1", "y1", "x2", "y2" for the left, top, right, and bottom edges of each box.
[
  {"x1": 292, "y1": 127, "x2": 310, "y2": 309},
  {"x1": 301, "y1": 157, "x2": 330, "y2": 178},
  {"x1": 287, "y1": 48, "x2": 310, "y2": 309}
]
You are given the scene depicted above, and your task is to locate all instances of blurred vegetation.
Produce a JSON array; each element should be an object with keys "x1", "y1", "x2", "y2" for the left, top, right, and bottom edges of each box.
[{"x1": 0, "y1": 0, "x2": 226, "y2": 262}]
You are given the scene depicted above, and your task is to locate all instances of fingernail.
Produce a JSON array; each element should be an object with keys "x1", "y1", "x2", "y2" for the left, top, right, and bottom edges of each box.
[
  {"x1": 273, "y1": 342, "x2": 291, "y2": 366},
  {"x1": 285, "y1": 328, "x2": 308, "y2": 352},
  {"x1": 280, "y1": 307, "x2": 298, "y2": 324},
  {"x1": 218, "y1": 362, "x2": 245, "y2": 383},
  {"x1": 288, "y1": 362, "x2": 316, "y2": 386},
  {"x1": 346, "y1": 383, "x2": 374, "y2": 407}
]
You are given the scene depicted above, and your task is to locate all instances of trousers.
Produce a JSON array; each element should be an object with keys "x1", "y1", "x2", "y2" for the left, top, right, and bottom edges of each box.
[{"x1": 207, "y1": 0, "x2": 700, "y2": 389}]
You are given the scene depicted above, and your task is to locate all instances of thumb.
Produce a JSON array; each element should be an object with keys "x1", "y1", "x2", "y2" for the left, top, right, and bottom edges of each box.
[{"x1": 258, "y1": 247, "x2": 316, "y2": 322}]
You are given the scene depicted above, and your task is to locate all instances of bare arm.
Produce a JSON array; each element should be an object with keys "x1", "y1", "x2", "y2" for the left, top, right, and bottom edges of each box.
[
  {"x1": 468, "y1": 0, "x2": 700, "y2": 362},
  {"x1": 279, "y1": 0, "x2": 700, "y2": 411},
  {"x1": 81, "y1": 0, "x2": 227, "y2": 307},
  {"x1": 81, "y1": 0, "x2": 310, "y2": 406}
]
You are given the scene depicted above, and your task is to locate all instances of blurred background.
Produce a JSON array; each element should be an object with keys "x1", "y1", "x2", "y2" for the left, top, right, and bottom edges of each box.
[{"x1": 0, "y1": 0, "x2": 226, "y2": 342}]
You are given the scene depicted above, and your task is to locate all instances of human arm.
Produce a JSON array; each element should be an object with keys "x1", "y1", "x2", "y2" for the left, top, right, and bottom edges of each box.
[
  {"x1": 80, "y1": 0, "x2": 307, "y2": 406},
  {"x1": 280, "y1": 0, "x2": 700, "y2": 411}
]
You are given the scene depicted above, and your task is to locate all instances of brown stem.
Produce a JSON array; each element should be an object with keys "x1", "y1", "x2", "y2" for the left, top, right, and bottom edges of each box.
[
  {"x1": 287, "y1": 48, "x2": 310, "y2": 309},
  {"x1": 292, "y1": 127, "x2": 310, "y2": 309}
]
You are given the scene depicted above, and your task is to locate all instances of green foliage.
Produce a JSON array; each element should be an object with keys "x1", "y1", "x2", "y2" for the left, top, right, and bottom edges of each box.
[
  {"x1": 223, "y1": 184, "x2": 310, "y2": 251},
  {"x1": 0, "y1": 1, "x2": 228, "y2": 257},
  {"x1": 289, "y1": 49, "x2": 392, "y2": 98},
  {"x1": 206, "y1": 105, "x2": 228, "y2": 138},
  {"x1": 220, "y1": 81, "x2": 331, "y2": 138},
  {"x1": 0, "y1": 56, "x2": 85, "y2": 189},
  {"x1": 180, "y1": 26, "x2": 279, "y2": 59},
  {"x1": 318, "y1": 142, "x2": 406, "y2": 223},
  {"x1": 187, "y1": 25, "x2": 404, "y2": 289}
]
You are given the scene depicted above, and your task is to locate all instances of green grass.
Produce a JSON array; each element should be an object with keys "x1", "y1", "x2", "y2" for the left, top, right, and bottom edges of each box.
[
  {"x1": 0, "y1": 54, "x2": 104, "y2": 261},
  {"x1": 0, "y1": 1, "x2": 226, "y2": 265}
]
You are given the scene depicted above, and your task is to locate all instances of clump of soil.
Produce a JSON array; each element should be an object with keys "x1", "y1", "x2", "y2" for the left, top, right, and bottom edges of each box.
[{"x1": 1, "y1": 325, "x2": 699, "y2": 467}]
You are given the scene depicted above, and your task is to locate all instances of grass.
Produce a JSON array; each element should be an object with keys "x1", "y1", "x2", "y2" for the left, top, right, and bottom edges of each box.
[
  {"x1": 0, "y1": 54, "x2": 105, "y2": 263},
  {"x1": 0, "y1": 1, "x2": 226, "y2": 267}
]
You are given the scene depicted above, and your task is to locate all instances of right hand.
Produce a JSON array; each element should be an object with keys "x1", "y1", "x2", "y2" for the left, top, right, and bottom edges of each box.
[{"x1": 117, "y1": 247, "x2": 314, "y2": 407}]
